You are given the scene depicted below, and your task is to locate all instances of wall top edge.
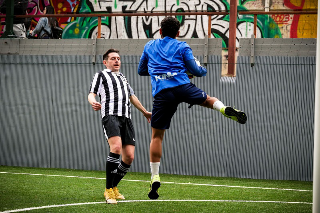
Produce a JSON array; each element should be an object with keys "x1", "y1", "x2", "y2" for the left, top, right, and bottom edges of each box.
[
  {"x1": 239, "y1": 38, "x2": 316, "y2": 57},
  {"x1": 0, "y1": 38, "x2": 223, "y2": 56}
]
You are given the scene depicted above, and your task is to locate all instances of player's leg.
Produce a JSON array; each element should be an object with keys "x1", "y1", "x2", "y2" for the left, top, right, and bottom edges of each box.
[
  {"x1": 150, "y1": 127, "x2": 165, "y2": 163},
  {"x1": 149, "y1": 127, "x2": 165, "y2": 199},
  {"x1": 199, "y1": 95, "x2": 219, "y2": 109},
  {"x1": 111, "y1": 144, "x2": 134, "y2": 200},
  {"x1": 148, "y1": 89, "x2": 177, "y2": 199},
  {"x1": 112, "y1": 117, "x2": 136, "y2": 200},
  {"x1": 200, "y1": 95, "x2": 247, "y2": 124},
  {"x1": 104, "y1": 136, "x2": 122, "y2": 204},
  {"x1": 102, "y1": 116, "x2": 122, "y2": 204},
  {"x1": 200, "y1": 95, "x2": 225, "y2": 110},
  {"x1": 113, "y1": 144, "x2": 134, "y2": 185},
  {"x1": 175, "y1": 83, "x2": 221, "y2": 110},
  {"x1": 176, "y1": 83, "x2": 247, "y2": 124}
]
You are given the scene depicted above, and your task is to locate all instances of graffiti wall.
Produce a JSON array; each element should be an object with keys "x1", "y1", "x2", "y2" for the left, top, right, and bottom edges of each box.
[{"x1": 0, "y1": 0, "x2": 317, "y2": 45}]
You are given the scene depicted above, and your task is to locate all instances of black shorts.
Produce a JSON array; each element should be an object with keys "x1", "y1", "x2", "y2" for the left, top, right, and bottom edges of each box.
[
  {"x1": 151, "y1": 83, "x2": 207, "y2": 129},
  {"x1": 102, "y1": 115, "x2": 135, "y2": 146}
]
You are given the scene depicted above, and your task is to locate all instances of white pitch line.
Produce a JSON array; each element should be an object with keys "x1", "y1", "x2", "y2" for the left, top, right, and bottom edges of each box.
[
  {"x1": 0, "y1": 202, "x2": 105, "y2": 213},
  {"x1": 0, "y1": 171, "x2": 312, "y2": 192},
  {"x1": 0, "y1": 172, "x2": 105, "y2": 180},
  {"x1": 119, "y1": 199, "x2": 313, "y2": 204},
  {"x1": 0, "y1": 199, "x2": 312, "y2": 213},
  {"x1": 164, "y1": 182, "x2": 312, "y2": 192}
]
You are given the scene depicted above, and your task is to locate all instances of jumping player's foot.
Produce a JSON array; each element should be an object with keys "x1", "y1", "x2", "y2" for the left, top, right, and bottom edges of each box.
[
  {"x1": 113, "y1": 186, "x2": 125, "y2": 200},
  {"x1": 148, "y1": 174, "x2": 161, "y2": 199},
  {"x1": 104, "y1": 188, "x2": 117, "y2": 204},
  {"x1": 220, "y1": 106, "x2": 247, "y2": 124}
]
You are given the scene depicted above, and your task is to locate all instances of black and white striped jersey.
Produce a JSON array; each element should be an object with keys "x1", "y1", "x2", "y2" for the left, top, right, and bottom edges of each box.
[{"x1": 89, "y1": 69, "x2": 134, "y2": 119}]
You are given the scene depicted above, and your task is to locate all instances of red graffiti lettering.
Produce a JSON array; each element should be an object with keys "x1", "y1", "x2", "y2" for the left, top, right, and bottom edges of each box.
[{"x1": 271, "y1": 14, "x2": 291, "y2": 24}]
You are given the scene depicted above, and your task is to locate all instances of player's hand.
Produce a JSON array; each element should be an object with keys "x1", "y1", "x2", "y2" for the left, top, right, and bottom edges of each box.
[
  {"x1": 91, "y1": 101, "x2": 101, "y2": 111},
  {"x1": 144, "y1": 111, "x2": 152, "y2": 123}
]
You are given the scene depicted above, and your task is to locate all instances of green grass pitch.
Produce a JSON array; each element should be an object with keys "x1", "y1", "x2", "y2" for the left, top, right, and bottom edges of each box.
[{"x1": 0, "y1": 166, "x2": 313, "y2": 213}]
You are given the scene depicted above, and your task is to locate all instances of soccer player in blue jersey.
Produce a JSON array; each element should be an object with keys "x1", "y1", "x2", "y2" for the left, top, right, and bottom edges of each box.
[{"x1": 138, "y1": 17, "x2": 247, "y2": 199}]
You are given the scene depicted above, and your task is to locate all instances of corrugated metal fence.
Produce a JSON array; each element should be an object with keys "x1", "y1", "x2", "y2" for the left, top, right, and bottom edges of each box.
[{"x1": 0, "y1": 39, "x2": 316, "y2": 181}]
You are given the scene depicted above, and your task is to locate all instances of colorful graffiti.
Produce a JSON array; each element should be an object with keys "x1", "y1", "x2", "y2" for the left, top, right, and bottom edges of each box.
[
  {"x1": 61, "y1": 0, "x2": 281, "y2": 48},
  {"x1": 0, "y1": 0, "x2": 317, "y2": 43},
  {"x1": 283, "y1": 0, "x2": 317, "y2": 38},
  {"x1": 0, "y1": 0, "x2": 79, "y2": 32}
]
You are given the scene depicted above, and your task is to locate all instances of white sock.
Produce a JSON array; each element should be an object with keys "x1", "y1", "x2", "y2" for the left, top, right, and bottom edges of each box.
[
  {"x1": 213, "y1": 100, "x2": 225, "y2": 111},
  {"x1": 150, "y1": 162, "x2": 160, "y2": 179}
]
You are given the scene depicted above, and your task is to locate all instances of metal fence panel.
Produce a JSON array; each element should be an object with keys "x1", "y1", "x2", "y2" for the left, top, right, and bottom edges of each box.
[{"x1": 0, "y1": 53, "x2": 315, "y2": 181}]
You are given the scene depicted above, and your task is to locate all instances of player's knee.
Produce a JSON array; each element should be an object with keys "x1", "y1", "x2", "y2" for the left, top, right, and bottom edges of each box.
[
  {"x1": 124, "y1": 154, "x2": 134, "y2": 164},
  {"x1": 200, "y1": 95, "x2": 211, "y2": 106},
  {"x1": 201, "y1": 96, "x2": 219, "y2": 108},
  {"x1": 110, "y1": 144, "x2": 122, "y2": 154},
  {"x1": 151, "y1": 129, "x2": 165, "y2": 141}
]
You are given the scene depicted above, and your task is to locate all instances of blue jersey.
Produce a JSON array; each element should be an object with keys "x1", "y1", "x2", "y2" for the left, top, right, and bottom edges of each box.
[{"x1": 138, "y1": 36, "x2": 207, "y2": 97}]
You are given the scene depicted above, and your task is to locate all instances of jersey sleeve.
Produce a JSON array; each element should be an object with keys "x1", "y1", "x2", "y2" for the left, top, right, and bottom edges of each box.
[
  {"x1": 181, "y1": 44, "x2": 195, "y2": 62},
  {"x1": 185, "y1": 58, "x2": 207, "y2": 77},
  {"x1": 128, "y1": 84, "x2": 135, "y2": 96},
  {"x1": 138, "y1": 43, "x2": 150, "y2": 76},
  {"x1": 182, "y1": 45, "x2": 207, "y2": 77},
  {"x1": 89, "y1": 72, "x2": 101, "y2": 95}
]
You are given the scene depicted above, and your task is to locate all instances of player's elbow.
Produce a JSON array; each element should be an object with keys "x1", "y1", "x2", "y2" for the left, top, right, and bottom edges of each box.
[
  {"x1": 138, "y1": 68, "x2": 149, "y2": 76},
  {"x1": 138, "y1": 60, "x2": 149, "y2": 76},
  {"x1": 185, "y1": 59, "x2": 207, "y2": 77},
  {"x1": 197, "y1": 67, "x2": 207, "y2": 77},
  {"x1": 88, "y1": 93, "x2": 96, "y2": 104}
]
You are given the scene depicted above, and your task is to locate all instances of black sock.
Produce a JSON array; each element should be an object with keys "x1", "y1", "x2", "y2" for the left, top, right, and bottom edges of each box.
[
  {"x1": 113, "y1": 161, "x2": 131, "y2": 187},
  {"x1": 106, "y1": 152, "x2": 120, "y2": 189}
]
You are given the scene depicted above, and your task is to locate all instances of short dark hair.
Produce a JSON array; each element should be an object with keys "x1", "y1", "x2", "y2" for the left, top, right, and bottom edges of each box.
[
  {"x1": 103, "y1": 49, "x2": 120, "y2": 60},
  {"x1": 160, "y1": 17, "x2": 180, "y2": 38},
  {"x1": 45, "y1": 6, "x2": 58, "y2": 28},
  {"x1": 45, "y1": 5, "x2": 55, "y2": 14}
]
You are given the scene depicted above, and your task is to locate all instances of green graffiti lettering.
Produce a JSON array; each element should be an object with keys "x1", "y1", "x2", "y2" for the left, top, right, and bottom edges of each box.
[{"x1": 59, "y1": 0, "x2": 282, "y2": 40}]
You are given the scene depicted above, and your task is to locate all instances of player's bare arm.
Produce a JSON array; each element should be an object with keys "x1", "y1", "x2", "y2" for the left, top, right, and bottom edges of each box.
[
  {"x1": 129, "y1": 95, "x2": 151, "y2": 123},
  {"x1": 88, "y1": 92, "x2": 102, "y2": 111}
]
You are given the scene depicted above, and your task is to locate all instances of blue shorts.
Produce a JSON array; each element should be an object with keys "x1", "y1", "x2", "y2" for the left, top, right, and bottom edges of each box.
[{"x1": 151, "y1": 83, "x2": 207, "y2": 129}]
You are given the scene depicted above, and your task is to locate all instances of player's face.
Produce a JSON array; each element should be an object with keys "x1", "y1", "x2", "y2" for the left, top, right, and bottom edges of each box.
[{"x1": 104, "y1": 52, "x2": 121, "y2": 72}]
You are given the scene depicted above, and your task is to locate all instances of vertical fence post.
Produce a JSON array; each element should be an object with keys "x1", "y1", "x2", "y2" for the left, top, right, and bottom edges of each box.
[
  {"x1": 208, "y1": 15, "x2": 211, "y2": 38},
  {"x1": 227, "y1": 0, "x2": 237, "y2": 76},
  {"x1": 254, "y1": 14, "x2": 257, "y2": 38},
  {"x1": 312, "y1": 2, "x2": 320, "y2": 212},
  {"x1": 98, "y1": 16, "x2": 101, "y2": 38}
]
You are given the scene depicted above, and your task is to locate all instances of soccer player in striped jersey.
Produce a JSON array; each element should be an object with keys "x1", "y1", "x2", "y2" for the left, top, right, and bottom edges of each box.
[{"x1": 88, "y1": 49, "x2": 152, "y2": 204}]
